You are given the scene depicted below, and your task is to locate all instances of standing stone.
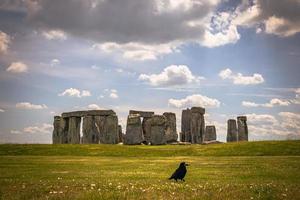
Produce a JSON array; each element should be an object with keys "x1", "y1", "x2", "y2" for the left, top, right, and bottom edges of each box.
[
  {"x1": 237, "y1": 116, "x2": 248, "y2": 141},
  {"x1": 124, "y1": 114, "x2": 144, "y2": 145},
  {"x1": 101, "y1": 115, "x2": 119, "y2": 144},
  {"x1": 52, "y1": 116, "x2": 61, "y2": 144},
  {"x1": 227, "y1": 119, "x2": 238, "y2": 142},
  {"x1": 94, "y1": 115, "x2": 106, "y2": 143},
  {"x1": 190, "y1": 107, "x2": 205, "y2": 144},
  {"x1": 179, "y1": 132, "x2": 185, "y2": 142},
  {"x1": 149, "y1": 115, "x2": 166, "y2": 145},
  {"x1": 61, "y1": 118, "x2": 69, "y2": 143},
  {"x1": 68, "y1": 117, "x2": 81, "y2": 144},
  {"x1": 142, "y1": 117, "x2": 152, "y2": 144},
  {"x1": 181, "y1": 109, "x2": 191, "y2": 142},
  {"x1": 163, "y1": 112, "x2": 178, "y2": 143},
  {"x1": 82, "y1": 116, "x2": 99, "y2": 144},
  {"x1": 204, "y1": 126, "x2": 216, "y2": 141},
  {"x1": 117, "y1": 125, "x2": 123, "y2": 143},
  {"x1": 52, "y1": 117, "x2": 68, "y2": 144}
]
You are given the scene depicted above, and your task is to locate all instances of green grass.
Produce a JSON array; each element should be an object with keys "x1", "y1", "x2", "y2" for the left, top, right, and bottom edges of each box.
[{"x1": 0, "y1": 141, "x2": 300, "y2": 199}]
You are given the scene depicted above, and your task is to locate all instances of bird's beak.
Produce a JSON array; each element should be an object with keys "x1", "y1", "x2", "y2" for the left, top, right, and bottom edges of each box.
[{"x1": 185, "y1": 164, "x2": 189, "y2": 166}]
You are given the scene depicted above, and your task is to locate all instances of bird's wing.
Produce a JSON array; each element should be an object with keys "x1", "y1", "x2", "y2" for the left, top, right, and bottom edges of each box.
[{"x1": 169, "y1": 168, "x2": 180, "y2": 179}]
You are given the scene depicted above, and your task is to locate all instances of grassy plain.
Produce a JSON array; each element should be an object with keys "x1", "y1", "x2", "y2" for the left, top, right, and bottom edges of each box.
[{"x1": 0, "y1": 141, "x2": 300, "y2": 199}]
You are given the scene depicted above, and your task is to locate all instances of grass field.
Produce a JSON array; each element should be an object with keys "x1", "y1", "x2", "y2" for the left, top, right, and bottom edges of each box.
[{"x1": 0, "y1": 141, "x2": 300, "y2": 200}]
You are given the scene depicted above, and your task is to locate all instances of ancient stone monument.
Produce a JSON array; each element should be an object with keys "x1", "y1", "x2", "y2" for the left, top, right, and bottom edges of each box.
[
  {"x1": 53, "y1": 107, "x2": 248, "y2": 145},
  {"x1": 227, "y1": 119, "x2": 238, "y2": 142},
  {"x1": 204, "y1": 125, "x2": 216, "y2": 141},
  {"x1": 124, "y1": 114, "x2": 144, "y2": 145},
  {"x1": 52, "y1": 110, "x2": 120, "y2": 144},
  {"x1": 237, "y1": 116, "x2": 248, "y2": 141},
  {"x1": 181, "y1": 107, "x2": 205, "y2": 144},
  {"x1": 124, "y1": 110, "x2": 177, "y2": 145},
  {"x1": 148, "y1": 115, "x2": 167, "y2": 145},
  {"x1": 181, "y1": 108, "x2": 192, "y2": 142},
  {"x1": 227, "y1": 116, "x2": 248, "y2": 142},
  {"x1": 163, "y1": 112, "x2": 178, "y2": 143}
]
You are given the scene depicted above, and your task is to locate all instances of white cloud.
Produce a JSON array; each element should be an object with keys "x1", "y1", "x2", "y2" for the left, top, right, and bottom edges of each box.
[
  {"x1": 23, "y1": 123, "x2": 53, "y2": 134},
  {"x1": 0, "y1": 31, "x2": 10, "y2": 54},
  {"x1": 246, "y1": 113, "x2": 278, "y2": 124},
  {"x1": 242, "y1": 98, "x2": 290, "y2": 108},
  {"x1": 101, "y1": 89, "x2": 119, "y2": 99},
  {"x1": 93, "y1": 42, "x2": 178, "y2": 61},
  {"x1": 50, "y1": 59, "x2": 60, "y2": 66},
  {"x1": 278, "y1": 112, "x2": 300, "y2": 130},
  {"x1": 264, "y1": 15, "x2": 300, "y2": 37},
  {"x1": 10, "y1": 130, "x2": 22, "y2": 134},
  {"x1": 59, "y1": 88, "x2": 91, "y2": 98},
  {"x1": 16, "y1": 102, "x2": 48, "y2": 110},
  {"x1": 242, "y1": 101, "x2": 259, "y2": 107},
  {"x1": 109, "y1": 89, "x2": 119, "y2": 99},
  {"x1": 42, "y1": 29, "x2": 67, "y2": 40},
  {"x1": 246, "y1": 112, "x2": 300, "y2": 140},
  {"x1": 0, "y1": 108, "x2": 4, "y2": 112},
  {"x1": 91, "y1": 65, "x2": 100, "y2": 70},
  {"x1": 201, "y1": 12, "x2": 240, "y2": 48},
  {"x1": 219, "y1": 68, "x2": 264, "y2": 85},
  {"x1": 233, "y1": 1, "x2": 300, "y2": 38},
  {"x1": 6, "y1": 62, "x2": 28, "y2": 73},
  {"x1": 81, "y1": 90, "x2": 91, "y2": 97},
  {"x1": 87, "y1": 104, "x2": 102, "y2": 110},
  {"x1": 168, "y1": 94, "x2": 220, "y2": 108},
  {"x1": 291, "y1": 88, "x2": 300, "y2": 104},
  {"x1": 11, "y1": 123, "x2": 53, "y2": 135},
  {"x1": 139, "y1": 65, "x2": 203, "y2": 87}
]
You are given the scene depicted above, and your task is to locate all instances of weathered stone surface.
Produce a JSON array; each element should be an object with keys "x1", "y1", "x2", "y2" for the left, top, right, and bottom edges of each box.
[
  {"x1": 61, "y1": 118, "x2": 69, "y2": 143},
  {"x1": 52, "y1": 116, "x2": 62, "y2": 144},
  {"x1": 227, "y1": 119, "x2": 238, "y2": 142},
  {"x1": 100, "y1": 114, "x2": 119, "y2": 144},
  {"x1": 237, "y1": 116, "x2": 248, "y2": 141},
  {"x1": 204, "y1": 125, "x2": 216, "y2": 141},
  {"x1": 124, "y1": 114, "x2": 144, "y2": 145},
  {"x1": 163, "y1": 112, "x2": 178, "y2": 143},
  {"x1": 52, "y1": 116, "x2": 69, "y2": 144},
  {"x1": 181, "y1": 109, "x2": 191, "y2": 142},
  {"x1": 148, "y1": 115, "x2": 166, "y2": 145},
  {"x1": 117, "y1": 125, "x2": 123, "y2": 143},
  {"x1": 62, "y1": 110, "x2": 115, "y2": 118},
  {"x1": 82, "y1": 116, "x2": 99, "y2": 144},
  {"x1": 179, "y1": 132, "x2": 185, "y2": 142},
  {"x1": 191, "y1": 112, "x2": 203, "y2": 143},
  {"x1": 129, "y1": 110, "x2": 154, "y2": 118},
  {"x1": 67, "y1": 117, "x2": 81, "y2": 144},
  {"x1": 191, "y1": 107, "x2": 205, "y2": 114},
  {"x1": 142, "y1": 117, "x2": 152, "y2": 144}
]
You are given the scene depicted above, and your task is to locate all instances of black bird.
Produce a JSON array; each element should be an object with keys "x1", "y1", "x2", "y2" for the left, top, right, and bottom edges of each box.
[{"x1": 168, "y1": 162, "x2": 189, "y2": 182}]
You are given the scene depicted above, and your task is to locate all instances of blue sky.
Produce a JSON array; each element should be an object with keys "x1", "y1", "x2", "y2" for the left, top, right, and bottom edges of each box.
[{"x1": 0, "y1": 0, "x2": 299, "y2": 143}]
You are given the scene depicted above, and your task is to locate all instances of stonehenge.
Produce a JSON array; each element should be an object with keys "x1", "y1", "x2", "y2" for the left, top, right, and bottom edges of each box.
[
  {"x1": 227, "y1": 119, "x2": 238, "y2": 142},
  {"x1": 125, "y1": 110, "x2": 176, "y2": 145},
  {"x1": 226, "y1": 116, "x2": 248, "y2": 142},
  {"x1": 163, "y1": 112, "x2": 178, "y2": 143},
  {"x1": 52, "y1": 110, "x2": 120, "y2": 144},
  {"x1": 204, "y1": 126, "x2": 216, "y2": 141},
  {"x1": 181, "y1": 107, "x2": 205, "y2": 144},
  {"x1": 237, "y1": 116, "x2": 248, "y2": 141},
  {"x1": 124, "y1": 114, "x2": 144, "y2": 145},
  {"x1": 53, "y1": 108, "x2": 249, "y2": 145}
]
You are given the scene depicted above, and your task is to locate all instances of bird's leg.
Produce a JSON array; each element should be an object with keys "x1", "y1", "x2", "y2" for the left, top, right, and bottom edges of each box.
[{"x1": 182, "y1": 179, "x2": 185, "y2": 182}]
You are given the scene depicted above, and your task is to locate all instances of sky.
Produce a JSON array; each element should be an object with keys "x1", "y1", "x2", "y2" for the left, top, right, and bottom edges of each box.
[{"x1": 0, "y1": 0, "x2": 300, "y2": 143}]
